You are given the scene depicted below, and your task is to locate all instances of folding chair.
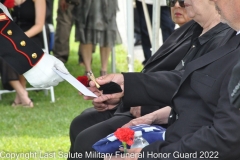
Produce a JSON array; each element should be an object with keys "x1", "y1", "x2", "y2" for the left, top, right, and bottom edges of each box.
[
  {"x1": 0, "y1": 25, "x2": 55, "y2": 102},
  {"x1": 111, "y1": 47, "x2": 116, "y2": 73}
]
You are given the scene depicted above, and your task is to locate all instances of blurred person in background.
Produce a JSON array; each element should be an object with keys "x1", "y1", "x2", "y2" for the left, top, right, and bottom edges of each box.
[
  {"x1": 53, "y1": 0, "x2": 96, "y2": 66},
  {"x1": 53, "y1": 0, "x2": 76, "y2": 63},
  {"x1": 74, "y1": 0, "x2": 119, "y2": 76},
  {"x1": 170, "y1": 0, "x2": 191, "y2": 26},
  {"x1": 134, "y1": 1, "x2": 142, "y2": 46},
  {"x1": 46, "y1": 0, "x2": 54, "y2": 25},
  {"x1": 136, "y1": 0, "x2": 175, "y2": 65}
]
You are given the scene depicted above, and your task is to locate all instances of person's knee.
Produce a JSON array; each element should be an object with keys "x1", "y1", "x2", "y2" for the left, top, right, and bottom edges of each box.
[
  {"x1": 69, "y1": 115, "x2": 81, "y2": 141},
  {"x1": 69, "y1": 109, "x2": 101, "y2": 139},
  {"x1": 69, "y1": 113, "x2": 91, "y2": 139},
  {"x1": 70, "y1": 115, "x2": 80, "y2": 132},
  {"x1": 81, "y1": 107, "x2": 96, "y2": 115},
  {"x1": 71, "y1": 109, "x2": 96, "y2": 130},
  {"x1": 73, "y1": 129, "x2": 95, "y2": 153}
]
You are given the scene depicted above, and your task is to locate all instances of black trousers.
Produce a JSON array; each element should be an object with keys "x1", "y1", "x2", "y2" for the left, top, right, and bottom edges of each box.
[
  {"x1": 68, "y1": 107, "x2": 133, "y2": 160},
  {"x1": 136, "y1": 1, "x2": 175, "y2": 63}
]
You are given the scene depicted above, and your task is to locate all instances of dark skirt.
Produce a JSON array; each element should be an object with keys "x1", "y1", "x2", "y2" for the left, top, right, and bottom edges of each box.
[
  {"x1": 0, "y1": 60, "x2": 19, "y2": 90},
  {"x1": 74, "y1": 0, "x2": 120, "y2": 47}
]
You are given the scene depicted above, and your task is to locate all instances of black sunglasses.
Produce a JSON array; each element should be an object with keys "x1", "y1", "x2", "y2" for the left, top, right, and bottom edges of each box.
[{"x1": 168, "y1": 0, "x2": 185, "y2": 8}]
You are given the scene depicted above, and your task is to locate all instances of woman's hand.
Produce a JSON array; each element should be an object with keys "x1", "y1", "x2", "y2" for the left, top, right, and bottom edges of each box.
[
  {"x1": 123, "y1": 106, "x2": 172, "y2": 128},
  {"x1": 90, "y1": 74, "x2": 124, "y2": 104},
  {"x1": 92, "y1": 102, "x2": 118, "y2": 112},
  {"x1": 130, "y1": 106, "x2": 141, "y2": 118},
  {"x1": 122, "y1": 113, "x2": 155, "y2": 128},
  {"x1": 81, "y1": 74, "x2": 124, "y2": 111}
]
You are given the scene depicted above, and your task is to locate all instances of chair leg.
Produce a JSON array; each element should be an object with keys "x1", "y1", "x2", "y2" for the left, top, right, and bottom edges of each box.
[
  {"x1": 111, "y1": 47, "x2": 116, "y2": 73},
  {"x1": 50, "y1": 87, "x2": 55, "y2": 103}
]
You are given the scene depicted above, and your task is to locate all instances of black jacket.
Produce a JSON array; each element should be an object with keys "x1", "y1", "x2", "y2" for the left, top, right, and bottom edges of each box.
[
  {"x1": 0, "y1": 7, "x2": 44, "y2": 74},
  {"x1": 228, "y1": 43, "x2": 240, "y2": 109},
  {"x1": 142, "y1": 20, "x2": 196, "y2": 73},
  {"x1": 115, "y1": 21, "x2": 236, "y2": 116},
  {"x1": 114, "y1": 20, "x2": 197, "y2": 116},
  {"x1": 122, "y1": 34, "x2": 240, "y2": 160}
]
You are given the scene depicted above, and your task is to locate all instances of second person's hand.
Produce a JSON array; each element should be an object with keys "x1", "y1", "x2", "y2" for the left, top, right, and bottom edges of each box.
[{"x1": 91, "y1": 74, "x2": 125, "y2": 103}]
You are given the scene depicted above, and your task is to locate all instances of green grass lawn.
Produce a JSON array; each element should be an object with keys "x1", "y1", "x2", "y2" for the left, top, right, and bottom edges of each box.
[{"x1": 0, "y1": 4, "x2": 143, "y2": 159}]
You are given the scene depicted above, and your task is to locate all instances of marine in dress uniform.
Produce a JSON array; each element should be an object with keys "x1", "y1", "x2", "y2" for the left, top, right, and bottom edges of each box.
[{"x1": 0, "y1": 3, "x2": 69, "y2": 88}]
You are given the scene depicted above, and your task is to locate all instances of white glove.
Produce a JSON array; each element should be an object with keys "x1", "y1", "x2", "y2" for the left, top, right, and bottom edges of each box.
[{"x1": 23, "y1": 53, "x2": 69, "y2": 88}]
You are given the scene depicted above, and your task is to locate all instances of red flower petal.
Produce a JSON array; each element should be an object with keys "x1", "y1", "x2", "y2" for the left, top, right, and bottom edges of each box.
[
  {"x1": 114, "y1": 128, "x2": 134, "y2": 145},
  {"x1": 3, "y1": 0, "x2": 14, "y2": 8},
  {"x1": 76, "y1": 76, "x2": 89, "y2": 87}
]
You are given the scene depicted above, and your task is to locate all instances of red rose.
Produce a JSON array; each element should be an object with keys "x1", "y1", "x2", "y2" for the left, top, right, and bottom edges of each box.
[
  {"x1": 114, "y1": 128, "x2": 134, "y2": 145},
  {"x1": 3, "y1": 0, "x2": 14, "y2": 8},
  {"x1": 76, "y1": 76, "x2": 89, "y2": 87}
]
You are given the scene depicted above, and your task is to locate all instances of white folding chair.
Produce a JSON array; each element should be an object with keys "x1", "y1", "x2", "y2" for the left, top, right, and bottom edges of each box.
[
  {"x1": 111, "y1": 47, "x2": 116, "y2": 73},
  {"x1": 0, "y1": 25, "x2": 55, "y2": 102}
]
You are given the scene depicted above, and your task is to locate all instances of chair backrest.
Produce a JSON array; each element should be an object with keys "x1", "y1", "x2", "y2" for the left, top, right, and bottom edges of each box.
[{"x1": 42, "y1": 24, "x2": 49, "y2": 54}]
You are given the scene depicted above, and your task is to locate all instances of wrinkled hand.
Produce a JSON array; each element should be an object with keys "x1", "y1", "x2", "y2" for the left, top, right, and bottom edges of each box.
[
  {"x1": 81, "y1": 85, "x2": 102, "y2": 100},
  {"x1": 124, "y1": 107, "x2": 171, "y2": 128},
  {"x1": 92, "y1": 96, "x2": 120, "y2": 111},
  {"x1": 90, "y1": 74, "x2": 124, "y2": 104},
  {"x1": 92, "y1": 102, "x2": 118, "y2": 112},
  {"x1": 81, "y1": 76, "x2": 121, "y2": 112},
  {"x1": 81, "y1": 86, "x2": 119, "y2": 111},
  {"x1": 122, "y1": 113, "x2": 155, "y2": 128},
  {"x1": 23, "y1": 53, "x2": 69, "y2": 88},
  {"x1": 130, "y1": 106, "x2": 141, "y2": 118}
]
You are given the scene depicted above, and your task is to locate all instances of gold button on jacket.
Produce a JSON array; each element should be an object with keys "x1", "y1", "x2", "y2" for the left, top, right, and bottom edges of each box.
[
  {"x1": 7, "y1": 30, "x2": 12, "y2": 35},
  {"x1": 20, "y1": 40, "x2": 26, "y2": 46},
  {"x1": 32, "y1": 53, "x2": 37, "y2": 59}
]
